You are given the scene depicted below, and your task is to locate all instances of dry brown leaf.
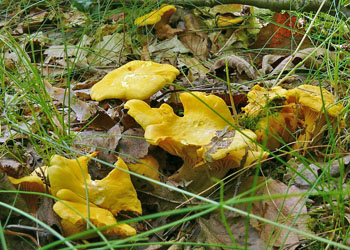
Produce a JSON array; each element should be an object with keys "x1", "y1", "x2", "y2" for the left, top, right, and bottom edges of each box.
[
  {"x1": 73, "y1": 124, "x2": 122, "y2": 164},
  {"x1": 117, "y1": 128, "x2": 150, "y2": 163},
  {"x1": 271, "y1": 48, "x2": 336, "y2": 74},
  {"x1": 250, "y1": 12, "x2": 311, "y2": 51},
  {"x1": 211, "y1": 55, "x2": 257, "y2": 79},
  {"x1": 44, "y1": 81, "x2": 95, "y2": 122},
  {"x1": 88, "y1": 108, "x2": 117, "y2": 131},
  {"x1": 237, "y1": 177, "x2": 311, "y2": 249},
  {"x1": 197, "y1": 211, "x2": 266, "y2": 250},
  {"x1": 177, "y1": 55, "x2": 209, "y2": 79},
  {"x1": 179, "y1": 11, "x2": 210, "y2": 60},
  {"x1": 261, "y1": 54, "x2": 285, "y2": 74},
  {"x1": 0, "y1": 159, "x2": 24, "y2": 178}
]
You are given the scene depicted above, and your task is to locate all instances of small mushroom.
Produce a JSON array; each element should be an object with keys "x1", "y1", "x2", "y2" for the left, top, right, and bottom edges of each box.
[
  {"x1": 242, "y1": 85, "x2": 288, "y2": 117},
  {"x1": 125, "y1": 92, "x2": 268, "y2": 191},
  {"x1": 8, "y1": 175, "x2": 46, "y2": 213},
  {"x1": 8, "y1": 166, "x2": 48, "y2": 213},
  {"x1": 126, "y1": 155, "x2": 160, "y2": 189},
  {"x1": 242, "y1": 85, "x2": 297, "y2": 150},
  {"x1": 216, "y1": 14, "x2": 244, "y2": 27},
  {"x1": 134, "y1": 5, "x2": 182, "y2": 40},
  {"x1": 285, "y1": 85, "x2": 343, "y2": 149},
  {"x1": 90, "y1": 60, "x2": 179, "y2": 101}
]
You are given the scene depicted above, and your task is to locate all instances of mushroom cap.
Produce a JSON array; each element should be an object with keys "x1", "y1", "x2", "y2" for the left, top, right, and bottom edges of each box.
[
  {"x1": 90, "y1": 60, "x2": 180, "y2": 101},
  {"x1": 53, "y1": 200, "x2": 136, "y2": 237},
  {"x1": 242, "y1": 85, "x2": 288, "y2": 117},
  {"x1": 125, "y1": 92, "x2": 236, "y2": 159},
  {"x1": 127, "y1": 155, "x2": 160, "y2": 182},
  {"x1": 8, "y1": 175, "x2": 46, "y2": 213},
  {"x1": 200, "y1": 129, "x2": 258, "y2": 162},
  {"x1": 286, "y1": 85, "x2": 343, "y2": 116},
  {"x1": 126, "y1": 91, "x2": 269, "y2": 188},
  {"x1": 254, "y1": 109, "x2": 298, "y2": 149},
  {"x1": 216, "y1": 15, "x2": 244, "y2": 27},
  {"x1": 48, "y1": 154, "x2": 142, "y2": 216},
  {"x1": 134, "y1": 5, "x2": 176, "y2": 26}
]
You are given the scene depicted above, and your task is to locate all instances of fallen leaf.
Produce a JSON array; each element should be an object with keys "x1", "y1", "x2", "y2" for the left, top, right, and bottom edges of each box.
[
  {"x1": 237, "y1": 177, "x2": 311, "y2": 249},
  {"x1": 261, "y1": 54, "x2": 285, "y2": 74},
  {"x1": 117, "y1": 128, "x2": 150, "y2": 163},
  {"x1": 89, "y1": 33, "x2": 131, "y2": 66},
  {"x1": 36, "y1": 196, "x2": 63, "y2": 245},
  {"x1": 0, "y1": 159, "x2": 24, "y2": 178},
  {"x1": 149, "y1": 35, "x2": 190, "y2": 54},
  {"x1": 44, "y1": 80, "x2": 95, "y2": 122},
  {"x1": 251, "y1": 12, "x2": 311, "y2": 51},
  {"x1": 211, "y1": 55, "x2": 257, "y2": 79},
  {"x1": 177, "y1": 55, "x2": 209, "y2": 79},
  {"x1": 198, "y1": 212, "x2": 266, "y2": 250},
  {"x1": 209, "y1": 4, "x2": 243, "y2": 15},
  {"x1": 88, "y1": 108, "x2": 117, "y2": 131},
  {"x1": 179, "y1": 11, "x2": 210, "y2": 60},
  {"x1": 73, "y1": 124, "x2": 122, "y2": 163},
  {"x1": 271, "y1": 48, "x2": 336, "y2": 74}
]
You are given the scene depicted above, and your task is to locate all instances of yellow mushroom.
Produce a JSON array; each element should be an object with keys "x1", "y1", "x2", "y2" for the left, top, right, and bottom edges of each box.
[
  {"x1": 125, "y1": 92, "x2": 268, "y2": 191},
  {"x1": 134, "y1": 5, "x2": 182, "y2": 40},
  {"x1": 242, "y1": 85, "x2": 288, "y2": 117},
  {"x1": 53, "y1": 200, "x2": 136, "y2": 238},
  {"x1": 285, "y1": 85, "x2": 343, "y2": 149},
  {"x1": 48, "y1": 153, "x2": 142, "y2": 216},
  {"x1": 8, "y1": 153, "x2": 142, "y2": 238},
  {"x1": 127, "y1": 155, "x2": 160, "y2": 190},
  {"x1": 90, "y1": 60, "x2": 179, "y2": 101},
  {"x1": 8, "y1": 175, "x2": 46, "y2": 213},
  {"x1": 242, "y1": 85, "x2": 297, "y2": 150},
  {"x1": 216, "y1": 14, "x2": 244, "y2": 27}
]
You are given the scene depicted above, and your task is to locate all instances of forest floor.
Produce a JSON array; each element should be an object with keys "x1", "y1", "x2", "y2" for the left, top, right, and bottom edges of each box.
[{"x1": 1, "y1": 1, "x2": 350, "y2": 249}]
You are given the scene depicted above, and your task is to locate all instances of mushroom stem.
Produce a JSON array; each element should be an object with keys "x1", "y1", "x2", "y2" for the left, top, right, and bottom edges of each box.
[{"x1": 296, "y1": 108, "x2": 326, "y2": 150}]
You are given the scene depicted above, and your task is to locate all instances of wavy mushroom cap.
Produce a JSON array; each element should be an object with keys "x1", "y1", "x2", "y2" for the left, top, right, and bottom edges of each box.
[
  {"x1": 286, "y1": 85, "x2": 343, "y2": 117},
  {"x1": 90, "y1": 61, "x2": 179, "y2": 101},
  {"x1": 53, "y1": 200, "x2": 136, "y2": 238},
  {"x1": 242, "y1": 85, "x2": 288, "y2": 116},
  {"x1": 200, "y1": 129, "x2": 258, "y2": 161},
  {"x1": 48, "y1": 154, "x2": 142, "y2": 216},
  {"x1": 125, "y1": 92, "x2": 236, "y2": 157},
  {"x1": 134, "y1": 5, "x2": 176, "y2": 26}
]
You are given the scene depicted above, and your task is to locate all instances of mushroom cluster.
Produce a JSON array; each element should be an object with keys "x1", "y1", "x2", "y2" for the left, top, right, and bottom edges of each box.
[
  {"x1": 125, "y1": 91, "x2": 268, "y2": 191},
  {"x1": 242, "y1": 84, "x2": 343, "y2": 150},
  {"x1": 10, "y1": 154, "x2": 142, "y2": 238}
]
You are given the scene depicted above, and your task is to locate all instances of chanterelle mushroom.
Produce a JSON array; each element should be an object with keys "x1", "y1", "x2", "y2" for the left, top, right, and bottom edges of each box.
[
  {"x1": 90, "y1": 60, "x2": 179, "y2": 101},
  {"x1": 134, "y1": 5, "x2": 182, "y2": 40},
  {"x1": 48, "y1": 154, "x2": 142, "y2": 237},
  {"x1": 125, "y1": 92, "x2": 268, "y2": 191},
  {"x1": 242, "y1": 85, "x2": 297, "y2": 149},
  {"x1": 9, "y1": 154, "x2": 142, "y2": 238},
  {"x1": 48, "y1": 153, "x2": 142, "y2": 216},
  {"x1": 285, "y1": 84, "x2": 343, "y2": 149}
]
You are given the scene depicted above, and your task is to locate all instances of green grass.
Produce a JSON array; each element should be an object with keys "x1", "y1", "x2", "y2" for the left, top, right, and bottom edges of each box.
[{"x1": 1, "y1": 0, "x2": 350, "y2": 249}]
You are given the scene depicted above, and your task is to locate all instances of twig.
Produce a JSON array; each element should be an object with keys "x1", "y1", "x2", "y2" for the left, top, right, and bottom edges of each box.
[{"x1": 4, "y1": 229, "x2": 41, "y2": 249}]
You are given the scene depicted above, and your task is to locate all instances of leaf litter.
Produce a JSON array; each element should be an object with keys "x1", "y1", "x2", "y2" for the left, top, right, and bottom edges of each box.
[{"x1": 0, "y1": 1, "x2": 349, "y2": 249}]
